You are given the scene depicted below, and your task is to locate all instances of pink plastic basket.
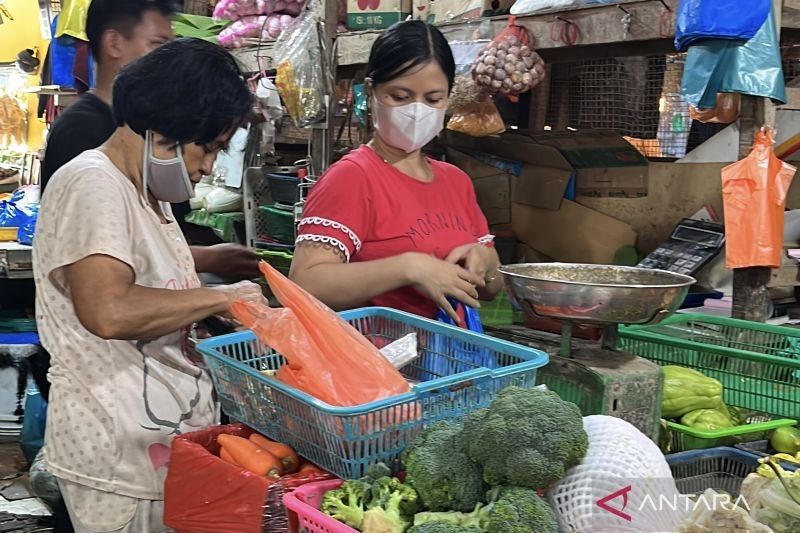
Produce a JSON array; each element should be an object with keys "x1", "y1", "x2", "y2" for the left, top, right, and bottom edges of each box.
[{"x1": 284, "y1": 479, "x2": 357, "y2": 533}]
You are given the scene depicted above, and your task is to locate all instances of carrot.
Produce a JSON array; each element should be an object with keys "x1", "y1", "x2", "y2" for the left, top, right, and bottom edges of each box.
[
  {"x1": 217, "y1": 434, "x2": 281, "y2": 478},
  {"x1": 219, "y1": 447, "x2": 239, "y2": 466},
  {"x1": 249, "y1": 434, "x2": 301, "y2": 474}
]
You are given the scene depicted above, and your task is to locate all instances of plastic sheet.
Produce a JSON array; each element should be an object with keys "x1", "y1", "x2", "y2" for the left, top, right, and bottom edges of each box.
[
  {"x1": 722, "y1": 128, "x2": 797, "y2": 269},
  {"x1": 54, "y1": 0, "x2": 90, "y2": 41},
  {"x1": 675, "y1": 0, "x2": 770, "y2": 52},
  {"x1": 230, "y1": 262, "x2": 411, "y2": 407},
  {"x1": 163, "y1": 423, "x2": 333, "y2": 533},
  {"x1": 681, "y1": 8, "x2": 787, "y2": 108}
]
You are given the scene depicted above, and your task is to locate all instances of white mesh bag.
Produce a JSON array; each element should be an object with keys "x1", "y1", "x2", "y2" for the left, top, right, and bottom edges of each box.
[{"x1": 547, "y1": 415, "x2": 689, "y2": 532}]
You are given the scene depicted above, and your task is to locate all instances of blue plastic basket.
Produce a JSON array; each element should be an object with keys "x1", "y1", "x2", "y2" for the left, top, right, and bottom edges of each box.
[
  {"x1": 197, "y1": 306, "x2": 548, "y2": 479},
  {"x1": 667, "y1": 447, "x2": 797, "y2": 498}
]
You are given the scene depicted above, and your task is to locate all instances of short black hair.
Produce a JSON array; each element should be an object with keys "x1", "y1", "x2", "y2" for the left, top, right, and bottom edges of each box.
[
  {"x1": 366, "y1": 21, "x2": 456, "y2": 92},
  {"x1": 86, "y1": 0, "x2": 177, "y2": 60},
  {"x1": 113, "y1": 38, "x2": 253, "y2": 146}
]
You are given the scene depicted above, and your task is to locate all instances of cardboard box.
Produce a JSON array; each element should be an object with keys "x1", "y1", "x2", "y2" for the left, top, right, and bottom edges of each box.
[
  {"x1": 444, "y1": 131, "x2": 572, "y2": 210},
  {"x1": 425, "y1": 0, "x2": 514, "y2": 23},
  {"x1": 445, "y1": 129, "x2": 648, "y2": 202},
  {"x1": 445, "y1": 147, "x2": 516, "y2": 225},
  {"x1": 511, "y1": 200, "x2": 637, "y2": 264},
  {"x1": 346, "y1": 0, "x2": 411, "y2": 29}
]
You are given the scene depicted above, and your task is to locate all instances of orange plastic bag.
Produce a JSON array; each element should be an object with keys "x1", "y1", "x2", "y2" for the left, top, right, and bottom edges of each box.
[
  {"x1": 163, "y1": 423, "x2": 333, "y2": 533},
  {"x1": 722, "y1": 127, "x2": 797, "y2": 269},
  {"x1": 230, "y1": 262, "x2": 411, "y2": 406}
]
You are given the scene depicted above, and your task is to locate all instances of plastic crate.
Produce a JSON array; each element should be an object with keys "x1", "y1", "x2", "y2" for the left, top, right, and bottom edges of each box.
[
  {"x1": 619, "y1": 314, "x2": 800, "y2": 451},
  {"x1": 284, "y1": 479, "x2": 355, "y2": 533},
  {"x1": 619, "y1": 314, "x2": 800, "y2": 418},
  {"x1": 667, "y1": 446, "x2": 797, "y2": 498},
  {"x1": 197, "y1": 307, "x2": 548, "y2": 480},
  {"x1": 663, "y1": 417, "x2": 796, "y2": 452}
]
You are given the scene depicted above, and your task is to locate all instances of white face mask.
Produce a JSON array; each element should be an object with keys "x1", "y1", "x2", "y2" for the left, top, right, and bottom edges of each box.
[{"x1": 371, "y1": 98, "x2": 446, "y2": 154}]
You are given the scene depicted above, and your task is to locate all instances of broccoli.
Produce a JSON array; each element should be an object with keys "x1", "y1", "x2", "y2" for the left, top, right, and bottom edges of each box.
[
  {"x1": 407, "y1": 523, "x2": 483, "y2": 533},
  {"x1": 402, "y1": 421, "x2": 487, "y2": 512},
  {"x1": 360, "y1": 476, "x2": 419, "y2": 533},
  {"x1": 481, "y1": 486, "x2": 558, "y2": 533},
  {"x1": 321, "y1": 479, "x2": 368, "y2": 529},
  {"x1": 462, "y1": 386, "x2": 588, "y2": 490}
]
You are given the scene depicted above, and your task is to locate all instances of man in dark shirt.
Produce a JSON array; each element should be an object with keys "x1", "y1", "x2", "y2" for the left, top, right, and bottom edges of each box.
[{"x1": 41, "y1": 0, "x2": 259, "y2": 278}]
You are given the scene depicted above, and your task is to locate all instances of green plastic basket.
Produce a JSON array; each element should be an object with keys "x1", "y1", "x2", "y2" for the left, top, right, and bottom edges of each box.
[
  {"x1": 619, "y1": 314, "x2": 800, "y2": 451},
  {"x1": 259, "y1": 205, "x2": 295, "y2": 244}
]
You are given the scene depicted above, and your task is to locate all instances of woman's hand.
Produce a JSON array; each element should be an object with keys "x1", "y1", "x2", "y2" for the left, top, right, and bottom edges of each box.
[
  {"x1": 191, "y1": 244, "x2": 260, "y2": 281},
  {"x1": 212, "y1": 280, "x2": 268, "y2": 307},
  {"x1": 446, "y1": 243, "x2": 499, "y2": 281},
  {"x1": 403, "y1": 253, "x2": 484, "y2": 322}
]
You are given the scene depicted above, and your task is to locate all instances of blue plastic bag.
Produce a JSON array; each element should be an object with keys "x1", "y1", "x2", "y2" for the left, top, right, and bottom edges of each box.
[
  {"x1": 20, "y1": 384, "x2": 47, "y2": 465},
  {"x1": 681, "y1": 7, "x2": 786, "y2": 108},
  {"x1": 17, "y1": 204, "x2": 39, "y2": 246},
  {"x1": 420, "y1": 299, "x2": 499, "y2": 380},
  {"x1": 675, "y1": 0, "x2": 770, "y2": 52}
]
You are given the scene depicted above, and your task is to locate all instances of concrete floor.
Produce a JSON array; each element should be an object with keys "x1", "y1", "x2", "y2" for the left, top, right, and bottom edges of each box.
[{"x1": 0, "y1": 441, "x2": 53, "y2": 532}]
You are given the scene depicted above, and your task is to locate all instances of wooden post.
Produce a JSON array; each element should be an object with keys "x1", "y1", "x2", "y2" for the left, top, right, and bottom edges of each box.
[
  {"x1": 310, "y1": 0, "x2": 339, "y2": 176},
  {"x1": 731, "y1": 0, "x2": 783, "y2": 321}
]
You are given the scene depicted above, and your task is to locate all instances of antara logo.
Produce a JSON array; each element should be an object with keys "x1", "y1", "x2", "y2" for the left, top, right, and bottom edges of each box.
[{"x1": 596, "y1": 485, "x2": 633, "y2": 522}]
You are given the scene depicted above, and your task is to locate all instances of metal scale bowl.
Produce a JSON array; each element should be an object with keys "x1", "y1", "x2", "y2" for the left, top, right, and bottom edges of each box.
[{"x1": 499, "y1": 263, "x2": 696, "y2": 357}]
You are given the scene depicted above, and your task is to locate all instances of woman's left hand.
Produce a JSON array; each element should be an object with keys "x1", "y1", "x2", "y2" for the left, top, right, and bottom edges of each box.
[{"x1": 445, "y1": 243, "x2": 498, "y2": 281}]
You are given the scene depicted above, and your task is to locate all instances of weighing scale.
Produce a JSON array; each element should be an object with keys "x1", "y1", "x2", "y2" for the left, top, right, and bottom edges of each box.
[{"x1": 492, "y1": 263, "x2": 695, "y2": 440}]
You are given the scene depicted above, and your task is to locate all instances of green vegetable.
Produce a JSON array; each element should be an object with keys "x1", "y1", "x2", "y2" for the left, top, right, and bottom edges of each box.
[
  {"x1": 361, "y1": 475, "x2": 420, "y2": 532},
  {"x1": 771, "y1": 427, "x2": 800, "y2": 455},
  {"x1": 402, "y1": 421, "x2": 486, "y2": 512},
  {"x1": 321, "y1": 479, "x2": 368, "y2": 529},
  {"x1": 482, "y1": 486, "x2": 559, "y2": 533},
  {"x1": 321, "y1": 464, "x2": 418, "y2": 532},
  {"x1": 461, "y1": 386, "x2": 588, "y2": 490},
  {"x1": 661, "y1": 366, "x2": 723, "y2": 418},
  {"x1": 407, "y1": 524, "x2": 482, "y2": 533},
  {"x1": 680, "y1": 408, "x2": 735, "y2": 432}
]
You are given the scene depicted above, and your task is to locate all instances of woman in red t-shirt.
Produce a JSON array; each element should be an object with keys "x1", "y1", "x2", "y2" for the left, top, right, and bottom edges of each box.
[{"x1": 290, "y1": 21, "x2": 502, "y2": 321}]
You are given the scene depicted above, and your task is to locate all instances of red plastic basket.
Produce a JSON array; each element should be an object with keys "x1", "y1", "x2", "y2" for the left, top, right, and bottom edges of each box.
[{"x1": 284, "y1": 479, "x2": 357, "y2": 533}]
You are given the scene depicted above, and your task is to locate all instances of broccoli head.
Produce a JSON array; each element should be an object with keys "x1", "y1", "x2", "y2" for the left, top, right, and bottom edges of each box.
[
  {"x1": 321, "y1": 479, "x2": 367, "y2": 529},
  {"x1": 360, "y1": 476, "x2": 419, "y2": 533},
  {"x1": 462, "y1": 386, "x2": 588, "y2": 490},
  {"x1": 402, "y1": 421, "x2": 486, "y2": 512},
  {"x1": 481, "y1": 486, "x2": 558, "y2": 533},
  {"x1": 407, "y1": 523, "x2": 483, "y2": 533}
]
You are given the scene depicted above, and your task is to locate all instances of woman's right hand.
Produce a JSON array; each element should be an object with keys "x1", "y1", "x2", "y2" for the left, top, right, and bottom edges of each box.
[
  {"x1": 212, "y1": 280, "x2": 267, "y2": 308},
  {"x1": 403, "y1": 253, "x2": 483, "y2": 322}
]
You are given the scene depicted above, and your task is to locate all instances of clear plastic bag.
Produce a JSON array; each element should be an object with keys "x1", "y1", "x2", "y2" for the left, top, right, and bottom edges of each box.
[
  {"x1": 446, "y1": 76, "x2": 505, "y2": 137},
  {"x1": 274, "y1": 0, "x2": 329, "y2": 128},
  {"x1": 448, "y1": 95, "x2": 506, "y2": 137}
]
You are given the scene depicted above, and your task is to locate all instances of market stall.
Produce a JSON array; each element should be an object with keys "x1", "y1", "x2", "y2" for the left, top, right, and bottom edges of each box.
[{"x1": 3, "y1": 0, "x2": 800, "y2": 530}]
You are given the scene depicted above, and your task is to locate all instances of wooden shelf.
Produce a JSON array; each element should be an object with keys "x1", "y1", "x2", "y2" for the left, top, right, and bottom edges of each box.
[{"x1": 230, "y1": 0, "x2": 800, "y2": 73}]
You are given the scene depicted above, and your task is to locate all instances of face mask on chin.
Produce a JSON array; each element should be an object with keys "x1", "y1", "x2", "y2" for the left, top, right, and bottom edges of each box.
[
  {"x1": 370, "y1": 98, "x2": 446, "y2": 154},
  {"x1": 142, "y1": 130, "x2": 195, "y2": 204}
]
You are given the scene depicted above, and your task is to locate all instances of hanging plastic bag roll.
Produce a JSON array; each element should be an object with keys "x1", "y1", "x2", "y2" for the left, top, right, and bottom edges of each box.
[
  {"x1": 722, "y1": 127, "x2": 797, "y2": 269},
  {"x1": 230, "y1": 263, "x2": 411, "y2": 407}
]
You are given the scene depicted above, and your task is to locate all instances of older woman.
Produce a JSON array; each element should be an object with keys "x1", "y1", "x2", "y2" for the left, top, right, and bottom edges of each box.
[{"x1": 33, "y1": 38, "x2": 261, "y2": 532}]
